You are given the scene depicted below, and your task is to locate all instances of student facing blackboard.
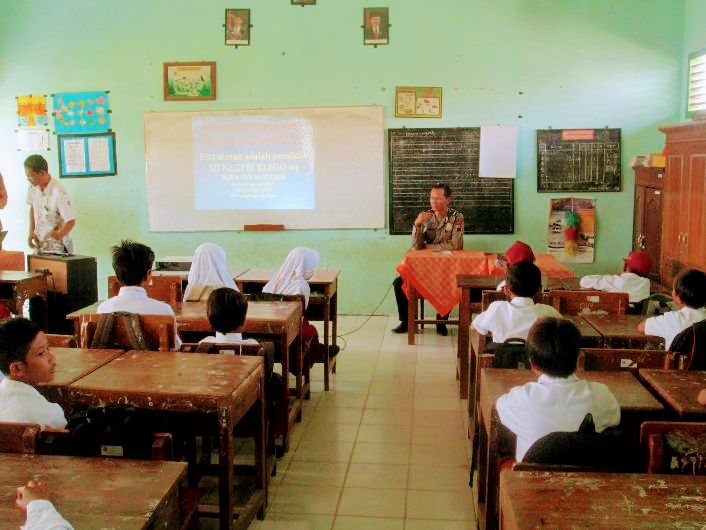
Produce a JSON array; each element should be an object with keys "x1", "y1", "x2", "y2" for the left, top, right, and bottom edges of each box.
[{"x1": 388, "y1": 128, "x2": 513, "y2": 235}]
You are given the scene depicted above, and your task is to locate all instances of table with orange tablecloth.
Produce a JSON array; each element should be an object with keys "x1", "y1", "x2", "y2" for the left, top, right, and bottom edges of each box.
[
  {"x1": 396, "y1": 249, "x2": 488, "y2": 346},
  {"x1": 486, "y1": 252, "x2": 575, "y2": 279}
]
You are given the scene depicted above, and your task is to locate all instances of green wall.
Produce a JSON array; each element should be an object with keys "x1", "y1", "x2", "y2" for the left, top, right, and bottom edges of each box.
[{"x1": 0, "y1": 0, "x2": 685, "y2": 313}]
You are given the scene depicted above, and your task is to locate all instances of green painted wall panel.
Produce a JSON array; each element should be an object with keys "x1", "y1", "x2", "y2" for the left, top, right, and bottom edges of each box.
[{"x1": 0, "y1": 0, "x2": 685, "y2": 313}]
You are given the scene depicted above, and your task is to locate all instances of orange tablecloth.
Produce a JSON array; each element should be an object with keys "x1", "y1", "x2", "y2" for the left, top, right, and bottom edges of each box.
[
  {"x1": 0, "y1": 250, "x2": 25, "y2": 271},
  {"x1": 487, "y1": 252, "x2": 575, "y2": 279},
  {"x1": 397, "y1": 250, "x2": 488, "y2": 316}
]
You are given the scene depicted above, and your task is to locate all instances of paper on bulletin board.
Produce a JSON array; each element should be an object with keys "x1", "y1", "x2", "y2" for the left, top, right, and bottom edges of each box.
[
  {"x1": 62, "y1": 138, "x2": 87, "y2": 173},
  {"x1": 53, "y1": 91, "x2": 110, "y2": 134},
  {"x1": 547, "y1": 197, "x2": 595, "y2": 263},
  {"x1": 479, "y1": 125, "x2": 517, "y2": 178},
  {"x1": 17, "y1": 95, "x2": 47, "y2": 127},
  {"x1": 16, "y1": 129, "x2": 49, "y2": 152}
]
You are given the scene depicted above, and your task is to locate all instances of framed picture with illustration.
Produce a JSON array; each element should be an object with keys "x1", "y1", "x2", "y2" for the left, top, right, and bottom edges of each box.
[
  {"x1": 225, "y1": 8, "x2": 250, "y2": 46},
  {"x1": 395, "y1": 86, "x2": 442, "y2": 118},
  {"x1": 363, "y1": 7, "x2": 389, "y2": 45},
  {"x1": 163, "y1": 61, "x2": 217, "y2": 101}
]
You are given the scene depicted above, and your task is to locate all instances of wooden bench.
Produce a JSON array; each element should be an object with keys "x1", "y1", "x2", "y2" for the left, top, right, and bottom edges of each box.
[
  {"x1": 579, "y1": 347, "x2": 670, "y2": 372},
  {"x1": 546, "y1": 290, "x2": 629, "y2": 315},
  {"x1": 108, "y1": 274, "x2": 182, "y2": 306},
  {"x1": 77, "y1": 313, "x2": 176, "y2": 351},
  {"x1": 641, "y1": 421, "x2": 706, "y2": 474}
]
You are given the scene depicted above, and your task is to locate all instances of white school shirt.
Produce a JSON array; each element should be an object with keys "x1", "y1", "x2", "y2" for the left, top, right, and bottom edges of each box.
[
  {"x1": 96, "y1": 286, "x2": 181, "y2": 349},
  {"x1": 471, "y1": 297, "x2": 562, "y2": 344},
  {"x1": 644, "y1": 306, "x2": 706, "y2": 350},
  {"x1": 579, "y1": 272, "x2": 650, "y2": 303},
  {"x1": 0, "y1": 378, "x2": 67, "y2": 429},
  {"x1": 199, "y1": 331, "x2": 259, "y2": 353},
  {"x1": 27, "y1": 178, "x2": 75, "y2": 253},
  {"x1": 496, "y1": 373, "x2": 621, "y2": 461},
  {"x1": 22, "y1": 500, "x2": 73, "y2": 530}
]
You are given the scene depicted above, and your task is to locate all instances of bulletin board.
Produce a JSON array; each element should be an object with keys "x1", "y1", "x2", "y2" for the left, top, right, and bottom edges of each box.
[{"x1": 57, "y1": 132, "x2": 117, "y2": 178}]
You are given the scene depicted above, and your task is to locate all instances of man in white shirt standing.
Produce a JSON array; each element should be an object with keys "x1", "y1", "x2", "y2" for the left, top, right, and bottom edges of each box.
[
  {"x1": 97, "y1": 240, "x2": 180, "y2": 348},
  {"x1": 24, "y1": 155, "x2": 76, "y2": 254}
]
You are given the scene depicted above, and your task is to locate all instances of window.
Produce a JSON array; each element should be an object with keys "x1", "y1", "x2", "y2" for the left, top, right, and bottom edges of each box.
[{"x1": 687, "y1": 46, "x2": 706, "y2": 117}]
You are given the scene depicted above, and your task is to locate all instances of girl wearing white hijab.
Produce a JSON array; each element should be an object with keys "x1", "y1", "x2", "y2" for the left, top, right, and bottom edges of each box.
[
  {"x1": 184, "y1": 243, "x2": 238, "y2": 301},
  {"x1": 262, "y1": 247, "x2": 320, "y2": 307}
]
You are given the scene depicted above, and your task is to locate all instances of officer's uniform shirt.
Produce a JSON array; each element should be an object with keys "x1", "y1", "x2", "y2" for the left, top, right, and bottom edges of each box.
[
  {"x1": 412, "y1": 208, "x2": 464, "y2": 251},
  {"x1": 26, "y1": 178, "x2": 75, "y2": 253}
]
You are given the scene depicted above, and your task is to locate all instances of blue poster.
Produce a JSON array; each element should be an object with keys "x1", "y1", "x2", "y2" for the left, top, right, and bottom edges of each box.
[{"x1": 53, "y1": 91, "x2": 110, "y2": 134}]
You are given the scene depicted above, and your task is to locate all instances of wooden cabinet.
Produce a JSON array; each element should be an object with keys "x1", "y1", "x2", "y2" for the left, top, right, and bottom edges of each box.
[
  {"x1": 632, "y1": 166, "x2": 664, "y2": 280},
  {"x1": 658, "y1": 121, "x2": 706, "y2": 287}
]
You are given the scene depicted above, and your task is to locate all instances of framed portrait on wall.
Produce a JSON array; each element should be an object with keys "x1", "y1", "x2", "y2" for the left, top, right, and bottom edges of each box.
[
  {"x1": 225, "y1": 8, "x2": 250, "y2": 46},
  {"x1": 363, "y1": 7, "x2": 389, "y2": 45},
  {"x1": 163, "y1": 61, "x2": 217, "y2": 101}
]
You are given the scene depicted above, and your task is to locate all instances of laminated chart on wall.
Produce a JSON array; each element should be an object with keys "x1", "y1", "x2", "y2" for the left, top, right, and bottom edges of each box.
[
  {"x1": 17, "y1": 95, "x2": 47, "y2": 127},
  {"x1": 537, "y1": 129, "x2": 621, "y2": 192},
  {"x1": 53, "y1": 91, "x2": 111, "y2": 134},
  {"x1": 58, "y1": 132, "x2": 116, "y2": 178}
]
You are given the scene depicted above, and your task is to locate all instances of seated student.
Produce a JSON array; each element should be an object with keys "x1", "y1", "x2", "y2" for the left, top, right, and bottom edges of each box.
[
  {"x1": 579, "y1": 250, "x2": 652, "y2": 305},
  {"x1": 199, "y1": 287, "x2": 258, "y2": 348},
  {"x1": 16, "y1": 479, "x2": 73, "y2": 530},
  {"x1": 0, "y1": 318, "x2": 67, "y2": 429},
  {"x1": 472, "y1": 261, "x2": 562, "y2": 345},
  {"x1": 183, "y1": 243, "x2": 239, "y2": 301},
  {"x1": 496, "y1": 240, "x2": 535, "y2": 291},
  {"x1": 97, "y1": 240, "x2": 180, "y2": 349},
  {"x1": 496, "y1": 317, "x2": 621, "y2": 461},
  {"x1": 639, "y1": 268, "x2": 706, "y2": 349},
  {"x1": 263, "y1": 247, "x2": 339, "y2": 358}
]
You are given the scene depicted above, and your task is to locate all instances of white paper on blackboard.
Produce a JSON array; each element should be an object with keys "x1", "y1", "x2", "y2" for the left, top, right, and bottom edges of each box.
[
  {"x1": 479, "y1": 125, "x2": 517, "y2": 179},
  {"x1": 63, "y1": 139, "x2": 87, "y2": 173},
  {"x1": 87, "y1": 136, "x2": 110, "y2": 172}
]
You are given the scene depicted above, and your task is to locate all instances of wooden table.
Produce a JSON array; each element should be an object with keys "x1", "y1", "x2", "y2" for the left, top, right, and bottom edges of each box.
[
  {"x1": 38, "y1": 347, "x2": 124, "y2": 401},
  {"x1": 0, "y1": 271, "x2": 47, "y2": 328},
  {"x1": 236, "y1": 268, "x2": 340, "y2": 390},
  {"x1": 476, "y1": 368, "x2": 664, "y2": 530},
  {"x1": 153, "y1": 266, "x2": 248, "y2": 290},
  {"x1": 55, "y1": 351, "x2": 266, "y2": 530},
  {"x1": 639, "y1": 369, "x2": 706, "y2": 418},
  {"x1": 584, "y1": 314, "x2": 664, "y2": 349},
  {"x1": 500, "y1": 471, "x2": 706, "y2": 529},
  {"x1": 0, "y1": 453, "x2": 188, "y2": 529}
]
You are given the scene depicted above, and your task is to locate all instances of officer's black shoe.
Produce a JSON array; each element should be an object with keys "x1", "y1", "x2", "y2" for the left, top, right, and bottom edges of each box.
[
  {"x1": 392, "y1": 322, "x2": 408, "y2": 334},
  {"x1": 436, "y1": 323, "x2": 448, "y2": 336}
]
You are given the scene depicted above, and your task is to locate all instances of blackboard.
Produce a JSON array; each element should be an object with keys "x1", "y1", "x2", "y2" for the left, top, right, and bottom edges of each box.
[
  {"x1": 388, "y1": 128, "x2": 514, "y2": 235},
  {"x1": 537, "y1": 128, "x2": 621, "y2": 192}
]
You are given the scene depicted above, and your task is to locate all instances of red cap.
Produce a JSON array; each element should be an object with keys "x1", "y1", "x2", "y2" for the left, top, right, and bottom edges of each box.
[
  {"x1": 506, "y1": 241, "x2": 535, "y2": 266},
  {"x1": 624, "y1": 251, "x2": 652, "y2": 277}
]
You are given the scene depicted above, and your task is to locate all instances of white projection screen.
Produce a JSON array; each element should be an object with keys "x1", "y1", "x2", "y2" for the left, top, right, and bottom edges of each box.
[{"x1": 144, "y1": 106, "x2": 384, "y2": 231}]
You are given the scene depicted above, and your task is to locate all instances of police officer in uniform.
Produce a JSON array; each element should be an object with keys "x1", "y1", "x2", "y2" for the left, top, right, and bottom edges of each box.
[{"x1": 392, "y1": 183, "x2": 464, "y2": 335}]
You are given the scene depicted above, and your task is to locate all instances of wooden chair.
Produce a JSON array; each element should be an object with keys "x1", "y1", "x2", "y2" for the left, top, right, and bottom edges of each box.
[
  {"x1": 668, "y1": 320, "x2": 706, "y2": 370},
  {"x1": 108, "y1": 275, "x2": 182, "y2": 306},
  {"x1": 0, "y1": 422, "x2": 41, "y2": 453},
  {"x1": 640, "y1": 421, "x2": 706, "y2": 474},
  {"x1": 546, "y1": 290, "x2": 629, "y2": 315},
  {"x1": 45, "y1": 334, "x2": 77, "y2": 348},
  {"x1": 78, "y1": 313, "x2": 176, "y2": 351},
  {"x1": 578, "y1": 348, "x2": 670, "y2": 372}
]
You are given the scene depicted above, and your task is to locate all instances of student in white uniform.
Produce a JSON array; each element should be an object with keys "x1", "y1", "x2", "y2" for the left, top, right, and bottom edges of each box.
[
  {"x1": 472, "y1": 261, "x2": 562, "y2": 345},
  {"x1": 183, "y1": 243, "x2": 238, "y2": 301},
  {"x1": 495, "y1": 240, "x2": 535, "y2": 291},
  {"x1": 97, "y1": 240, "x2": 180, "y2": 349},
  {"x1": 16, "y1": 479, "x2": 73, "y2": 530},
  {"x1": 579, "y1": 250, "x2": 652, "y2": 304},
  {"x1": 639, "y1": 268, "x2": 706, "y2": 349},
  {"x1": 0, "y1": 318, "x2": 67, "y2": 429},
  {"x1": 199, "y1": 287, "x2": 258, "y2": 348},
  {"x1": 496, "y1": 317, "x2": 621, "y2": 461},
  {"x1": 24, "y1": 155, "x2": 76, "y2": 254}
]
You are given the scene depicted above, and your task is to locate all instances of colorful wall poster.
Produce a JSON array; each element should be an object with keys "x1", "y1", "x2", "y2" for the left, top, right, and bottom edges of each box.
[
  {"x1": 547, "y1": 197, "x2": 596, "y2": 263},
  {"x1": 17, "y1": 95, "x2": 48, "y2": 127},
  {"x1": 53, "y1": 91, "x2": 110, "y2": 134},
  {"x1": 58, "y1": 132, "x2": 116, "y2": 177}
]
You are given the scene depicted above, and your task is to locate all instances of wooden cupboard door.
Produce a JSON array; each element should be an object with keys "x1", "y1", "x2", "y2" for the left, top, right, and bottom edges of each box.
[
  {"x1": 686, "y1": 154, "x2": 706, "y2": 267},
  {"x1": 633, "y1": 184, "x2": 646, "y2": 249},
  {"x1": 643, "y1": 187, "x2": 663, "y2": 279},
  {"x1": 662, "y1": 154, "x2": 684, "y2": 285}
]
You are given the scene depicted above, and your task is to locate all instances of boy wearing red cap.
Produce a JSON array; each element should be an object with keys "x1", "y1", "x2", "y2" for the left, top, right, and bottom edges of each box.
[
  {"x1": 496, "y1": 241, "x2": 535, "y2": 291},
  {"x1": 579, "y1": 250, "x2": 652, "y2": 304}
]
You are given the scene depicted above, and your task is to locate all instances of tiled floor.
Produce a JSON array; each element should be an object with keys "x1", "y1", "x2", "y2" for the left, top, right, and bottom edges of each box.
[{"x1": 251, "y1": 316, "x2": 475, "y2": 530}]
